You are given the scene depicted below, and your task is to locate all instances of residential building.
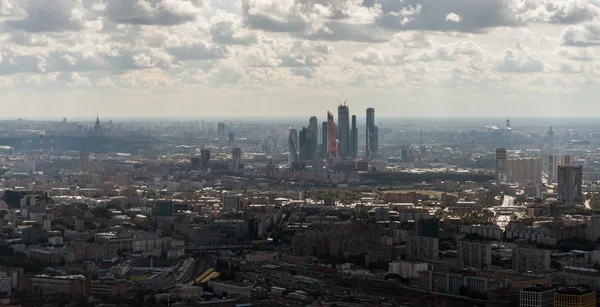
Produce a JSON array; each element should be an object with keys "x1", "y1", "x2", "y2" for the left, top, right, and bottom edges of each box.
[
  {"x1": 554, "y1": 286, "x2": 595, "y2": 307},
  {"x1": 548, "y1": 154, "x2": 571, "y2": 184},
  {"x1": 457, "y1": 241, "x2": 492, "y2": 269},
  {"x1": 405, "y1": 235, "x2": 438, "y2": 261},
  {"x1": 512, "y1": 247, "x2": 551, "y2": 274},
  {"x1": 388, "y1": 260, "x2": 427, "y2": 278},
  {"x1": 558, "y1": 165, "x2": 583, "y2": 203},
  {"x1": 520, "y1": 284, "x2": 555, "y2": 307},
  {"x1": 506, "y1": 158, "x2": 543, "y2": 184}
]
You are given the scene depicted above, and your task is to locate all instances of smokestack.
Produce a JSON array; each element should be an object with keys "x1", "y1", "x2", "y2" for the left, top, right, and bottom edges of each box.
[
  {"x1": 39, "y1": 135, "x2": 43, "y2": 159},
  {"x1": 50, "y1": 135, "x2": 54, "y2": 159}
]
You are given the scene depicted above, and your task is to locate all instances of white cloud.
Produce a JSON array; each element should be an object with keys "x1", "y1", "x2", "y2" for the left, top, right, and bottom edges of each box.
[{"x1": 445, "y1": 13, "x2": 462, "y2": 23}]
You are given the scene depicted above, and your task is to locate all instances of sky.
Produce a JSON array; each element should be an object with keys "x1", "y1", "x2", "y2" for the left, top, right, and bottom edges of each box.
[{"x1": 1, "y1": 0, "x2": 600, "y2": 119}]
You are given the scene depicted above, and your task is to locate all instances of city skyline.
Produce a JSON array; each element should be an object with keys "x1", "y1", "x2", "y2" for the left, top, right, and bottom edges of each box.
[{"x1": 1, "y1": 1, "x2": 600, "y2": 117}]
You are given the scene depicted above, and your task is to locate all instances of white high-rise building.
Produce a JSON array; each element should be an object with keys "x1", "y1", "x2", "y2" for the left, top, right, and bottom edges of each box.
[{"x1": 548, "y1": 155, "x2": 571, "y2": 184}]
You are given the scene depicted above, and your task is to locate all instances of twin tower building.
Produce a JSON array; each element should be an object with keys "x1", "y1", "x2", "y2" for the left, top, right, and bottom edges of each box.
[{"x1": 289, "y1": 104, "x2": 379, "y2": 168}]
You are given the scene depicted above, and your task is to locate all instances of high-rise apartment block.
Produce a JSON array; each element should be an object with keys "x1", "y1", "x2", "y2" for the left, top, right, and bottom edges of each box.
[
  {"x1": 457, "y1": 241, "x2": 491, "y2": 269},
  {"x1": 496, "y1": 148, "x2": 507, "y2": 184},
  {"x1": 512, "y1": 246, "x2": 551, "y2": 274},
  {"x1": 405, "y1": 235, "x2": 438, "y2": 261},
  {"x1": 506, "y1": 158, "x2": 542, "y2": 184},
  {"x1": 548, "y1": 154, "x2": 571, "y2": 184},
  {"x1": 558, "y1": 165, "x2": 583, "y2": 203}
]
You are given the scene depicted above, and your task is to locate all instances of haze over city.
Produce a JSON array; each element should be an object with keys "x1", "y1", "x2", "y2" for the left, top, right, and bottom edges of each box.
[{"x1": 1, "y1": 0, "x2": 600, "y2": 117}]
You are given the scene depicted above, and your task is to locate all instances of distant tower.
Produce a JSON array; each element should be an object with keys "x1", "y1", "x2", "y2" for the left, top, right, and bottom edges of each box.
[
  {"x1": 218, "y1": 123, "x2": 226, "y2": 143},
  {"x1": 50, "y1": 135, "x2": 54, "y2": 159},
  {"x1": 299, "y1": 127, "x2": 315, "y2": 162},
  {"x1": 93, "y1": 114, "x2": 102, "y2": 136},
  {"x1": 288, "y1": 128, "x2": 299, "y2": 166},
  {"x1": 231, "y1": 147, "x2": 242, "y2": 172},
  {"x1": 350, "y1": 115, "x2": 358, "y2": 159},
  {"x1": 506, "y1": 119, "x2": 511, "y2": 129},
  {"x1": 326, "y1": 111, "x2": 338, "y2": 159},
  {"x1": 200, "y1": 149, "x2": 211, "y2": 169},
  {"x1": 228, "y1": 132, "x2": 235, "y2": 146},
  {"x1": 547, "y1": 126, "x2": 555, "y2": 149},
  {"x1": 495, "y1": 148, "x2": 508, "y2": 184},
  {"x1": 366, "y1": 108, "x2": 378, "y2": 160},
  {"x1": 309, "y1": 116, "x2": 318, "y2": 156},
  {"x1": 39, "y1": 135, "x2": 43, "y2": 160},
  {"x1": 337, "y1": 103, "x2": 350, "y2": 159},
  {"x1": 321, "y1": 121, "x2": 328, "y2": 159}
]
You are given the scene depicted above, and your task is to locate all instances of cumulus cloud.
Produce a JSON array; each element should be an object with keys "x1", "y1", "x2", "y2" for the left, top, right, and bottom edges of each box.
[
  {"x1": 375, "y1": 0, "x2": 520, "y2": 33},
  {"x1": 515, "y1": 0, "x2": 598, "y2": 24},
  {"x1": 497, "y1": 48, "x2": 545, "y2": 73},
  {"x1": 210, "y1": 12, "x2": 258, "y2": 45},
  {"x1": 103, "y1": 0, "x2": 204, "y2": 26},
  {"x1": 560, "y1": 22, "x2": 600, "y2": 47},
  {"x1": 5, "y1": 0, "x2": 87, "y2": 32}
]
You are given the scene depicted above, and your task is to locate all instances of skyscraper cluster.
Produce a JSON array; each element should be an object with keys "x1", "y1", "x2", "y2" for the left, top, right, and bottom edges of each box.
[{"x1": 291, "y1": 103, "x2": 377, "y2": 169}]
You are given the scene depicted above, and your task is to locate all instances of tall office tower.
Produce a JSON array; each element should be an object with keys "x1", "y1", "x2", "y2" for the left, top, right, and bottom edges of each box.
[
  {"x1": 217, "y1": 123, "x2": 226, "y2": 142},
  {"x1": 548, "y1": 154, "x2": 571, "y2": 184},
  {"x1": 298, "y1": 127, "x2": 315, "y2": 162},
  {"x1": 288, "y1": 128, "x2": 299, "y2": 165},
  {"x1": 337, "y1": 104, "x2": 350, "y2": 159},
  {"x1": 228, "y1": 132, "x2": 235, "y2": 146},
  {"x1": 200, "y1": 149, "x2": 211, "y2": 168},
  {"x1": 495, "y1": 148, "x2": 508, "y2": 184},
  {"x1": 327, "y1": 111, "x2": 338, "y2": 159},
  {"x1": 366, "y1": 107, "x2": 378, "y2": 159},
  {"x1": 558, "y1": 165, "x2": 583, "y2": 203},
  {"x1": 547, "y1": 126, "x2": 555, "y2": 149},
  {"x1": 321, "y1": 121, "x2": 328, "y2": 158},
  {"x1": 350, "y1": 115, "x2": 358, "y2": 159},
  {"x1": 309, "y1": 116, "x2": 318, "y2": 156},
  {"x1": 506, "y1": 158, "x2": 543, "y2": 184}
]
